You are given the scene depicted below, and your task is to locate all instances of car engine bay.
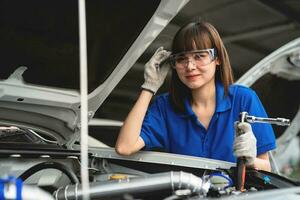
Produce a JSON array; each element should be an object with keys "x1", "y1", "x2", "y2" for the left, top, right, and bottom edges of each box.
[{"x1": 0, "y1": 126, "x2": 299, "y2": 200}]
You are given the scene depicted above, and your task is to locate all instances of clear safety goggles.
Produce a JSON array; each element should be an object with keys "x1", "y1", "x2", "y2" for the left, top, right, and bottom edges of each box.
[{"x1": 169, "y1": 48, "x2": 217, "y2": 69}]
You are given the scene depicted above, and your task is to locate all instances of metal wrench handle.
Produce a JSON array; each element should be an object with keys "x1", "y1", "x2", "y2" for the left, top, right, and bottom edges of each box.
[{"x1": 245, "y1": 115, "x2": 290, "y2": 126}]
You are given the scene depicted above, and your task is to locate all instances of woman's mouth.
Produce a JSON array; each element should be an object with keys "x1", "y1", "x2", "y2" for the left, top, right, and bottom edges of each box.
[{"x1": 185, "y1": 74, "x2": 200, "y2": 81}]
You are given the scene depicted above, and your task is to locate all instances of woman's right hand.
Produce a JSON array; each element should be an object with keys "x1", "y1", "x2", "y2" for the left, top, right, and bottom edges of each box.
[
  {"x1": 141, "y1": 47, "x2": 171, "y2": 94},
  {"x1": 116, "y1": 47, "x2": 171, "y2": 156}
]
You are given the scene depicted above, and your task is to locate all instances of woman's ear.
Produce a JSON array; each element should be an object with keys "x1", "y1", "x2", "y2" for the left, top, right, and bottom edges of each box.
[{"x1": 215, "y1": 58, "x2": 221, "y2": 66}]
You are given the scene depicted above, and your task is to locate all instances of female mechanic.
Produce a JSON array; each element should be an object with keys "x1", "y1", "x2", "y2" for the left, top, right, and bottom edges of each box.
[{"x1": 115, "y1": 21, "x2": 276, "y2": 171}]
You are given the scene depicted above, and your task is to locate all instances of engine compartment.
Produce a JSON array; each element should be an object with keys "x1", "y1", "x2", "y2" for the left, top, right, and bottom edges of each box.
[{"x1": 0, "y1": 145, "x2": 298, "y2": 200}]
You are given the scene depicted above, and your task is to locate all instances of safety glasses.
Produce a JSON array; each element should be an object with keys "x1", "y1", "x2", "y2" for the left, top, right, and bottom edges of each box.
[{"x1": 169, "y1": 48, "x2": 217, "y2": 69}]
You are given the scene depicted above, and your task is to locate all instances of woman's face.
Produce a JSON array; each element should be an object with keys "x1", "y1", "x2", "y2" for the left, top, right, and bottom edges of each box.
[{"x1": 174, "y1": 49, "x2": 220, "y2": 90}]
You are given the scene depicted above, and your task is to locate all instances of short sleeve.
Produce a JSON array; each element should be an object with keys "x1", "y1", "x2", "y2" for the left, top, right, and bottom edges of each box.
[
  {"x1": 140, "y1": 98, "x2": 168, "y2": 150},
  {"x1": 240, "y1": 88, "x2": 277, "y2": 155}
]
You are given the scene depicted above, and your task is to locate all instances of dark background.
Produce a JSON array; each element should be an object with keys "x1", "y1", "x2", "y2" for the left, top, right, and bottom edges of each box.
[{"x1": 0, "y1": 0, "x2": 299, "y2": 138}]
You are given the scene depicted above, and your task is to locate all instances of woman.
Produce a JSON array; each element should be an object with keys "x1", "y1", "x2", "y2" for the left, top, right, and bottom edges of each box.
[{"x1": 115, "y1": 21, "x2": 276, "y2": 171}]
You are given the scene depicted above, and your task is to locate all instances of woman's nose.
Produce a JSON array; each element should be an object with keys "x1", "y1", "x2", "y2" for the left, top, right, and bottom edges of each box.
[{"x1": 186, "y1": 59, "x2": 197, "y2": 70}]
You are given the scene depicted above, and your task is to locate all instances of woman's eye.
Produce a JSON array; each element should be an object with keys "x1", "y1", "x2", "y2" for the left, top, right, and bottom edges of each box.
[
  {"x1": 176, "y1": 56, "x2": 187, "y2": 63},
  {"x1": 194, "y1": 53, "x2": 207, "y2": 60}
]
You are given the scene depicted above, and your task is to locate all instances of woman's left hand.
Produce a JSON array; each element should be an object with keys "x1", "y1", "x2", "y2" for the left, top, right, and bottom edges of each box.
[{"x1": 233, "y1": 122, "x2": 257, "y2": 166}]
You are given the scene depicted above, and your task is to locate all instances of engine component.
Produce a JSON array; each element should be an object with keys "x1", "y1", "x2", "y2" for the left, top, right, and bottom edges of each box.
[
  {"x1": 18, "y1": 161, "x2": 79, "y2": 184},
  {"x1": 0, "y1": 176, "x2": 53, "y2": 200},
  {"x1": 208, "y1": 172, "x2": 233, "y2": 189},
  {"x1": 53, "y1": 171, "x2": 210, "y2": 200}
]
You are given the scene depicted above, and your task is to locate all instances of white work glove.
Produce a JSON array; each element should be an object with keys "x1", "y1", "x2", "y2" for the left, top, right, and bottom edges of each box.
[
  {"x1": 141, "y1": 47, "x2": 171, "y2": 94},
  {"x1": 233, "y1": 122, "x2": 257, "y2": 166}
]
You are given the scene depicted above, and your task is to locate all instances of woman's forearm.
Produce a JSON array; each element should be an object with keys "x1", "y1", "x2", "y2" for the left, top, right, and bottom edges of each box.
[
  {"x1": 253, "y1": 158, "x2": 271, "y2": 171},
  {"x1": 251, "y1": 153, "x2": 271, "y2": 172},
  {"x1": 115, "y1": 90, "x2": 153, "y2": 155}
]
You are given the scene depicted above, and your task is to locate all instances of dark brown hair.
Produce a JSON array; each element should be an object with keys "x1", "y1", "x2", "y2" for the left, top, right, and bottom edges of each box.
[{"x1": 169, "y1": 21, "x2": 234, "y2": 112}]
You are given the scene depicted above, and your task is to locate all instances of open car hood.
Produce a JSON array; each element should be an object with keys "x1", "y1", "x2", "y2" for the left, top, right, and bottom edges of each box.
[{"x1": 0, "y1": 0, "x2": 189, "y2": 146}]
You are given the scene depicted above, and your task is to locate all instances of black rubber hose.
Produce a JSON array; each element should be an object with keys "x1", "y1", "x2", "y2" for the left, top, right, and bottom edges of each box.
[{"x1": 18, "y1": 161, "x2": 79, "y2": 184}]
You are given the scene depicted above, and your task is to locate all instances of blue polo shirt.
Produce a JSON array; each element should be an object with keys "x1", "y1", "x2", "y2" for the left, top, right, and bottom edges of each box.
[{"x1": 140, "y1": 81, "x2": 276, "y2": 163}]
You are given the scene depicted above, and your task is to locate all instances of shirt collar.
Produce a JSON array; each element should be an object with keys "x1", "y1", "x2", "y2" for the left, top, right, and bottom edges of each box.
[{"x1": 182, "y1": 81, "x2": 231, "y2": 117}]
